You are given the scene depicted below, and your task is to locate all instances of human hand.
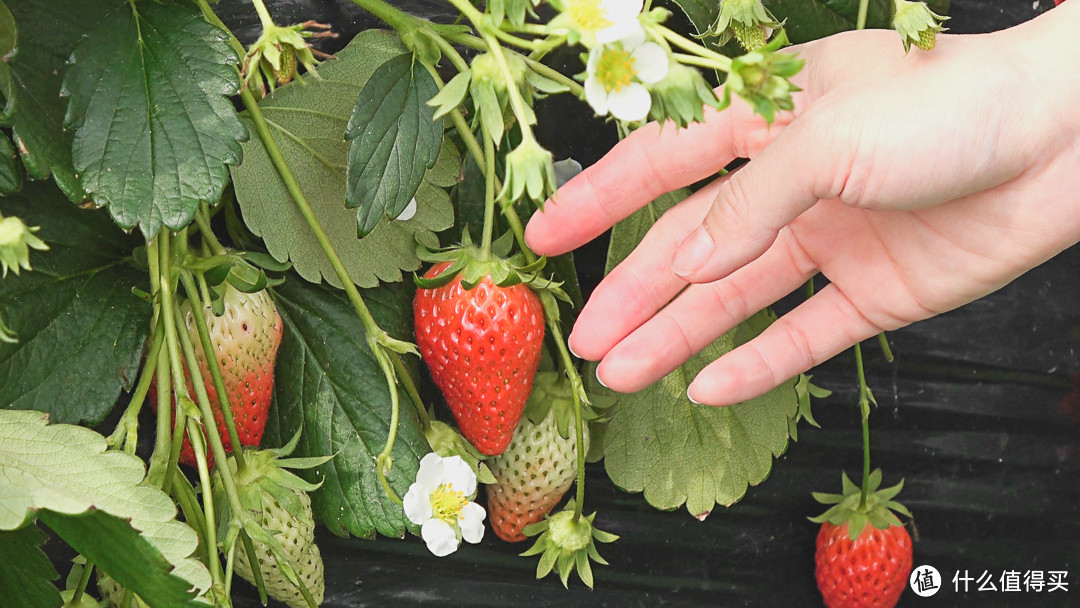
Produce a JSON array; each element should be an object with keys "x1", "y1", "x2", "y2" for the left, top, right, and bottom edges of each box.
[{"x1": 524, "y1": 5, "x2": 1080, "y2": 406}]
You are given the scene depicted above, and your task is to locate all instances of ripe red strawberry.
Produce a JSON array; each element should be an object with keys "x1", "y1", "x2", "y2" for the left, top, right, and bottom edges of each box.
[
  {"x1": 816, "y1": 521, "x2": 913, "y2": 607},
  {"x1": 151, "y1": 285, "x2": 283, "y2": 469},
  {"x1": 811, "y1": 470, "x2": 914, "y2": 608},
  {"x1": 485, "y1": 372, "x2": 588, "y2": 542},
  {"x1": 413, "y1": 260, "x2": 545, "y2": 455}
]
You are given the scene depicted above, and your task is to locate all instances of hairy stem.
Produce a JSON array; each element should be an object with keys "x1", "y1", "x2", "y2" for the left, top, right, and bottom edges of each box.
[
  {"x1": 854, "y1": 342, "x2": 872, "y2": 509},
  {"x1": 480, "y1": 126, "x2": 498, "y2": 255}
]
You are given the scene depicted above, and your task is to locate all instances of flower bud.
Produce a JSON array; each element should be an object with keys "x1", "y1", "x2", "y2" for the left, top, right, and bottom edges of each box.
[{"x1": 0, "y1": 214, "x2": 47, "y2": 278}]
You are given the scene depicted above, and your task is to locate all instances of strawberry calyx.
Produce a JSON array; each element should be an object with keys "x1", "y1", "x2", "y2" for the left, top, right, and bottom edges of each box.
[
  {"x1": 425, "y1": 420, "x2": 497, "y2": 485},
  {"x1": 414, "y1": 232, "x2": 567, "y2": 300},
  {"x1": 810, "y1": 469, "x2": 912, "y2": 541},
  {"x1": 520, "y1": 500, "x2": 619, "y2": 589}
]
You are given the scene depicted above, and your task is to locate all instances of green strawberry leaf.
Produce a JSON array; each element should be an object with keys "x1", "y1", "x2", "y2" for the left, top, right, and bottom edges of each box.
[
  {"x1": 266, "y1": 276, "x2": 428, "y2": 539},
  {"x1": 0, "y1": 525, "x2": 62, "y2": 608},
  {"x1": 4, "y1": 0, "x2": 109, "y2": 201},
  {"x1": 594, "y1": 311, "x2": 798, "y2": 517},
  {"x1": 345, "y1": 52, "x2": 442, "y2": 237},
  {"x1": 0, "y1": 181, "x2": 150, "y2": 425},
  {"x1": 231, "y1": 29, "x2": 455, "y2": 290},
  {"x1": 61, "y1": 1, "x2": 246, "y2": 238},
  {"x1": 667, "y1": 0, "x2": 949, "y2": 42},
  {"x1": 595, "y1": 187, "x2": 798, "y2": 517},
  {"x1": 0, "y1": 409, "x2": 211, "y2": 606}
]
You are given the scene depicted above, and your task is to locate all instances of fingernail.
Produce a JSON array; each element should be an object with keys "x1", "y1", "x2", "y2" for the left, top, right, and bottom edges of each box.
[
  {"x1": 672, "y1": 226, "x2": 714, "y2": 277},
  {"x1": 567, "y1": 336, "x2": 581, "y2": 359},
  {"x1": 595, "y1": 365, "x2": 609, "y2": 389},
  {"x1": 686, "y1": 386, "x2": 701, "y2": 405}
]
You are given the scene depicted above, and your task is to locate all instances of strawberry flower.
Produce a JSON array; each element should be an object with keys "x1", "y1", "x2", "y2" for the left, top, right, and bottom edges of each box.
[
  {"x1": 549, "y1": 0, "x2": 645, "y2": 47},
  {"x1": 404, "y1": 453, "x2": 486, "y2": 556},
  {"x1": 584, "y1": 28, "x2": 669, "y2": 122}
]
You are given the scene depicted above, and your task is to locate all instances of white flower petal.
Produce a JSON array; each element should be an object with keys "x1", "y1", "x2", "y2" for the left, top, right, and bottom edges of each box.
[
  {"x1": 632, "y1": 42, "x2": 669, "y2": 84},
  {"x1": 602, "y1": 0, "x2": 643, "y2": 22},
  {"x1": 440, "y1": 455, "x2": 477, "y2": 496},
  {"x1": 421, "y1": 519, "x2": 460, "y2": 557},
  {"x1": 403, "y1": 482, "x2": 433, "y2": 525},
  {"x1": 607, "y1": 83, "x2": 651, "y2": 122},
  {"x1": 415, "y1": 453, "x2": 444, "y2": 490},
  {"x1": 586, "y1": 47, "x2": 602, "y2": 75},
  {"x1": 584, "y1": 76, "x2": 610, "y2": 116},
  {"x1": 597, "y1": 20, "x2": 645, "y2": 45},
  {"x1": 394, "y1": 197, "x2": 417, "y2": 222},
  {"x1": 459, "y1": 502, "x2": 486, "y2": 544}
]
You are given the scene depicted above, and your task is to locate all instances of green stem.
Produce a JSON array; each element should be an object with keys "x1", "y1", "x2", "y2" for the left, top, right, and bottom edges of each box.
[
  {"x1": 170, "y1": 474, "x2": 209, "y2": 566},
  {"x1": 239, "y1": 88, "x2": 381, "y2": 336},
  {"x1": 655, "y1": 24, "x2": 732, "y2": 71},
  {"x1": 522, "y1": 54, "x2": 583, "y2": 97},
  {"x1": 672, "y1": 52, "x2": 732, "y2": 71},
  {"x1": 854, "y1": 342, "x2": 872, "y2": 509},
  {"x1": 489, "y1": 27, "x2": 543, "y2": 51},
  {"x1": 877, "y1": 332, "x2": 894, "y2": 363},
  {"x1": 427, "y1": 31, "x2": 470, "y2": 72},
  {"x1": 179, "y1": 270, "x2": 249, "y2": 475},
  {"x1": 249, "y1": 0, "x2": 276, "y2": 30},
  {"x1": 106, "y1": 325, "x2": 163, "y2": 453},
  {"x1": 239, "y1": 532, "x2": 268, "y2": 605},
  {"x1": 480, "y1": 127, "x2": 497, "y2": 255},
  {"x1": 804, "y1": 277, "x2": 815, "y2": 299},
  {"x1": 346, "y1": 0, "x2": 427, "y2": 34},
  {"x1": 856, "y1": 0, "x2": 871, "y2": 31},
  {"x1": 484, "y1": 34, "x2": 539, "y2": 143},
  {"x1": 194, "y1": 204, "x2": 228, "y2": 256},
  {"x1": 185, "y1": 416, "x2": 225, "y2": 585},
  {"x1": 392, "y1": 355, "x2": 430, "y2": 430},
  {"x1": 65, "y1": 559, "x2": 94, "y2": 608}
]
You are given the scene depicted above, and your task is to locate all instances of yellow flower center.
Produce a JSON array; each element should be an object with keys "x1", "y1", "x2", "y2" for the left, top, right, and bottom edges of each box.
[
  {"x1": 596, "y1": 46, "x2": 636, "y2": 93},
  {"x1": 567, "y1": 0, "x2": 612, "y2": 33},
  {"x1": 430, "y1": 483, "x2": 468, "y2": 523}
]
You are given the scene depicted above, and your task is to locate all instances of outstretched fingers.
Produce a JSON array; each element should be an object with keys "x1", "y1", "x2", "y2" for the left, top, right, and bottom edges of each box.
[
  {"x1": 525, "y1": 99, "x2": 793, "y2": 257},
  {"x1": 594, "y1": 227, "x2": 819, "y2": 393},
  {"x1": 687, "y1": 283, "x2": 883, "y2": 406}
]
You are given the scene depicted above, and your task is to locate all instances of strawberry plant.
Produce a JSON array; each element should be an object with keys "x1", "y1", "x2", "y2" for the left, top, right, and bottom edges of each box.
[{"x1": 0, "y1": 0, "x2": 954, "y2": 605}]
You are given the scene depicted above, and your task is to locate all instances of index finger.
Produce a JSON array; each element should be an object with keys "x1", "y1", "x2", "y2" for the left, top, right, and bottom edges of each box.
[{"x1": 524, "y1": 98, "x2": 794, "y2": 256}]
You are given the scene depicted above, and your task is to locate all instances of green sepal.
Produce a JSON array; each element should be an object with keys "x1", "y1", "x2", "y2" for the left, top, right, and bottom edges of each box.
[
  {"x1": 425, "y1": 420, "x2": 496, "y2": 486},
  {"x1": 809, "y1": 469, "x2": 911, "y2": 541},
  {"x1": 519, "y1": 501, "x2": 618, "y2": 589},
  {"x1": 426, "y1": 69, "x2": 471, "y2": 121}
]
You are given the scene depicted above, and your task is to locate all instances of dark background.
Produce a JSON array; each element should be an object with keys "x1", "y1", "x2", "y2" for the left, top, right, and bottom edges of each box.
[{"x1": 167, "y1": 1, "x2": 1080, "y2": 606}]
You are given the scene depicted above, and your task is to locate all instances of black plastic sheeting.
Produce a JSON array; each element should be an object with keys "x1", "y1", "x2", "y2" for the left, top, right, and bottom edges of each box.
[{"x1": 82, "y1": 1, "x2": 1080, "y2": 606}]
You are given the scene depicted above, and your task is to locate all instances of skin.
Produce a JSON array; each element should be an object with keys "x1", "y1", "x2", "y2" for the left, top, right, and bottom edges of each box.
[{"x1": 524, "y1": 3, "x2": 1080, "y2": 406}]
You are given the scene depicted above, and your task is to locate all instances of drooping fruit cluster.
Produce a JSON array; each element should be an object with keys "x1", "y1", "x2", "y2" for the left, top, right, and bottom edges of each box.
[
  {"x1": 413, "y1": 260, "x2": 545, "y2": 455},
  {"x1": 485, "y1": 372, "x2": 588, "y2": 542},
  {"x1": 812, "y1": 470, "x2": 914, "y2": 608},
  {"x1": 150, "y1": 285, "x2": 282, "y2": 469}
]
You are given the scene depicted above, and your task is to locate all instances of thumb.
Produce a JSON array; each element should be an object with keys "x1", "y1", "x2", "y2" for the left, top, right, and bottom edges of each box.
[{"x1": 670, "y1": 115, "x2": 839, "y2": 282}]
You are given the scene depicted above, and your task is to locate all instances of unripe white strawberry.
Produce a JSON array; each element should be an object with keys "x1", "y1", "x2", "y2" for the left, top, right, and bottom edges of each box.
[{"x1": 485, "y1": 373, "x2": 589, "y2": 542}]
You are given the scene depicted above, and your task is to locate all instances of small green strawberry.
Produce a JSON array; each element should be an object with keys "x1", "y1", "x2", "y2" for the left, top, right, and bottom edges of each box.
[
  {"x1": 212, "y1": 435, "x2": 331, "y2": 608},
  {"x1": 414, "y1": 259, "x2": 546, "y2": 456},
  {"x1": 151, "y1": 284, "x2": 282, "y2": 469},
  {"x1": 486, "y1": 372, "x2": 589, "y2": 542},
  {"x1": 892, "y1": 0, "x2": 948, "y2": 53},
  {"x1": 811, "y1": 470, "x2": 914, "y2": 608}
]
